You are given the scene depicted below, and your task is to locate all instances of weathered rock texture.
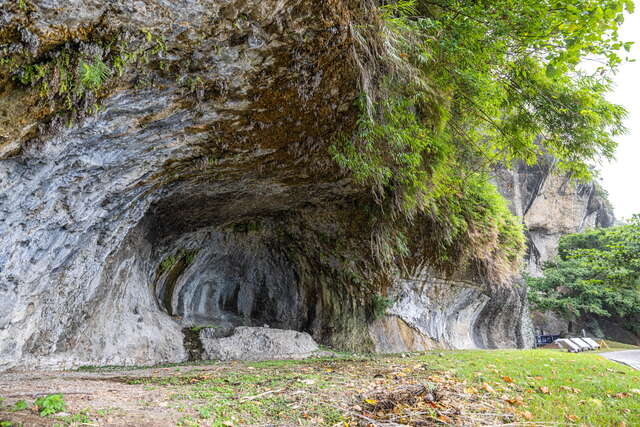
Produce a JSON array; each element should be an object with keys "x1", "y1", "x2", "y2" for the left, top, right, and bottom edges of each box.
[
  {"x1": 495, "y1": 157, "x2": 615, "y2": 277},
  {"x1": 493, "y1": 158, "x2": 638, "y2": 343},
  {"x1": 1, "y1": 0, "x2": 533, "y2": 371},
  {"x1": 199, "y1": 326, "x2": 325, "y2": 361},
  {"x1": 369, "y1": 273, "x2": 533, "y2": 352}
]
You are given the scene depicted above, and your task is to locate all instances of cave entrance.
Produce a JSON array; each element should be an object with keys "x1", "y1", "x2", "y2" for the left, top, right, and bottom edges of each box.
[{"x1": 151, "y1": 229, "x2": 310, "y2": 334}]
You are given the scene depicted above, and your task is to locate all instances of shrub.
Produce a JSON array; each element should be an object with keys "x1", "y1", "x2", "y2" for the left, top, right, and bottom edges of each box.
[
  {"x1": 528, "y1": 215, "x2": 640, "y2": 328},
  {"x1": 34, "y1": 394, "x2": 65, "y2": 417},
  {"x1": 79, "y1": 58, "x2": 111, "y2": 89}
]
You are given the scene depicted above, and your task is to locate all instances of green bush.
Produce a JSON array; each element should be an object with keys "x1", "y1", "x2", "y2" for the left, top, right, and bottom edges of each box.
[
  {"x1": 528, "y1": 215, "x2": 640, "y2": 329},
  {"x1": 79, "y1": 58, "x2": 111, "y2": 89},
  {"x1": 13, "y1": 400, "x2": 28, "y2": 411},
  {"x1": 34, "y1": 394, "x2": 65, "y2": 417},
  {"x1": 371, "y1": 293, "x2": 395, "y2": 320}
]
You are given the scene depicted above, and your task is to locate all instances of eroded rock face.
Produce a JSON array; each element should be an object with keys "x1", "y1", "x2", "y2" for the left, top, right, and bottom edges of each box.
[
  {"x1": 493, "y1": 159, "x2": 640, "y2": 343},
  {"x1": 1, "y1": 0, "x2": 535, "y2": 371},
  {"x1": 370, "y1": 272, "x2": 534, "y2": 352},
  {"x1": 0, "y1": 0, "x2": 365, "y2": 371},
  {"x1": 495, "y1": 158, "x2": 615, "y2": 277}
]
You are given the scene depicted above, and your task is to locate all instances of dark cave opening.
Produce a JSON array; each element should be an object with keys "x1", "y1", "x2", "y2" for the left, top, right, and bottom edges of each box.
[
  {"x1": 153, "y1": 230, "x2": 312, "y2": 332},
  {"x1": 138, "y1": 191, "x2": 316, "y2": 335}
]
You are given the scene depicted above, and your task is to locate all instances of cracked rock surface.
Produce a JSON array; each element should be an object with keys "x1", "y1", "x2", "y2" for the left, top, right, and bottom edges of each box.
[{"x1": 1, "y1": 0, "x2": 537, "y2": 371}]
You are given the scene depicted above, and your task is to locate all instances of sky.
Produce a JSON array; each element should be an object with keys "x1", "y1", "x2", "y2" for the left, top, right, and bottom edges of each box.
[{"x1": 599, "y1": 11, "x2": 640, "y2": 220}]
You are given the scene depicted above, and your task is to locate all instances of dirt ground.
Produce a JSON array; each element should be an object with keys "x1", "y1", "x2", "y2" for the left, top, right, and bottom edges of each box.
[
  {"x1": 0, "y1": 366, "x2": 191, "y2": 426},
  {"x1": 0, "y1": 355, "x2": 511, "y2": 427}
]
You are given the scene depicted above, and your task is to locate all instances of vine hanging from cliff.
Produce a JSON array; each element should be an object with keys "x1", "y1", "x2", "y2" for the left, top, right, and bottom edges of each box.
[{"x1": 332, "y1": 0, "x2": 632, "y2": 283}]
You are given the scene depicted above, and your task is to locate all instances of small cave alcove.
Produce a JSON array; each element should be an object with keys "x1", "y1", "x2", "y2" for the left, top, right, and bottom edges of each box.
[
  {"x1": 153, "y1": 232, "x2": 310, "y2": 332},
  {"x1": 136, "y1": 189, "x2": 320, "y2": 342}
]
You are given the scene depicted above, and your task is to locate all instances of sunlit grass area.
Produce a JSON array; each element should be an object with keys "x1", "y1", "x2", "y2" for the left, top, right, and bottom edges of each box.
[
  {"x1": 1, "y1": 349, "x2": 639, "y2": 426},
  {"x1": 423, "y1": 349, "x2": 640, "y2": 426}
]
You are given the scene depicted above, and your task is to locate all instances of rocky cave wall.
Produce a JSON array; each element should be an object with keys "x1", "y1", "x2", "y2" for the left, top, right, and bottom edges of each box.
[
  {"x1": 368, "y1": 273, "x2": 533, "y2": 353},
  {"x1": 1, "y1": 0, "x2": 535, "y2": 371}
]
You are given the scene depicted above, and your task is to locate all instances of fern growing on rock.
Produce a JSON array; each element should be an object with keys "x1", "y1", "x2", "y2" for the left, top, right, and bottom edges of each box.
[{"x1": 79, "y1": 58, "x2": 111, "y2": 89}]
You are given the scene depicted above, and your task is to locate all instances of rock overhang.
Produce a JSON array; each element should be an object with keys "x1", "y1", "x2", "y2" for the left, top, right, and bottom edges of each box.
[
  {"x1": 0, "y1": 0, "x2": 536, "y2": 371},
  {"x1": 0, "y1": 0, "x2": 368, "y2": 370}
]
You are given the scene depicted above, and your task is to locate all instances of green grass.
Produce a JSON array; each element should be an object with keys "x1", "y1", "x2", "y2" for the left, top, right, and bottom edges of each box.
[
  {"x1": 124, "y1": 365, "x2": 341, "y2": 425},
  {"x1": 114, "y1": 350, "x2": 639, "y2": 425},
  {"x1": 4, "y1": 350, "x2": 639, "y2": 426},
  {"x1": 421, "y1": 349, "x2": 640, "y2": 425},
  {"x1": 599, "y1": 340, "x2": 640, "y2": 351}
]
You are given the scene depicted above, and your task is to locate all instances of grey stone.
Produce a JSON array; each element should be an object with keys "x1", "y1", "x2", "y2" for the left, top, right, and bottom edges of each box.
[
  {"x1": 199, "y1": 327, "x2": 324, "y2": 361},
  {"x1": 0, "y1": 0, "x2": 363, "y2": 372},
  {"x1": 369, "y1": 272, "x2": 534, "y2": 352},
  {"x1": 0, "y1": 0, "x2": 595, "y2": 373},
  {"x1": 494, "y1": 159, "x2": 640, "y2": 346},
  {"x1": 494, "y1": 158, "x2": 615, "y2": 278}
]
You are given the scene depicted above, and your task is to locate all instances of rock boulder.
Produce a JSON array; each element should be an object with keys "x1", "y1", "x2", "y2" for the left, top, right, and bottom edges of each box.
[{"x1": 199, "y1": 327, "x2": 326, "y2": 361}]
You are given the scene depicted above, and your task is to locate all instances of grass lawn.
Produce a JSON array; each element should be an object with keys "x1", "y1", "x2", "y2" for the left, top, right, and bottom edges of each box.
[
  {"x1": 598, "y1": 340, "x2": 640, "y2": 352},
  {"x1": 1, "y1": 349, "x2": 638, "y2": 426},
  {"x1": 425, "y1": 349, "x2": 640, "y2": 426}
]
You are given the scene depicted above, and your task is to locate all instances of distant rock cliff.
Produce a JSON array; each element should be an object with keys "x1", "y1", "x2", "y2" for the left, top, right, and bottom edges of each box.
[
  {"x1": 366, "y1": 156, "x2": 619, "y2": 354},
  {"x1": 493, "y1": 158, "x2": 638, "y2": 343},
  {"x1": 495, "y1": 157, "x2": 615, "y2": 277}
]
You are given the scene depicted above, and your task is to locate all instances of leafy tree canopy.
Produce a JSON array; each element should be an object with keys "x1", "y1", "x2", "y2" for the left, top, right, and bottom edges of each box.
[
  {"x1": 528, "y1": 216, "x2": 640, "y2": 323},
  {"x1": 331, "y1": 0, "x2": 633, "y2": 278}
]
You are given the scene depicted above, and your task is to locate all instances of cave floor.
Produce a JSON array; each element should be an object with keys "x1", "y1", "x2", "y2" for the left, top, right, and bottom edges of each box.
[{"x1": 1, "y1": 350, "x2": 639, "y2": 426}]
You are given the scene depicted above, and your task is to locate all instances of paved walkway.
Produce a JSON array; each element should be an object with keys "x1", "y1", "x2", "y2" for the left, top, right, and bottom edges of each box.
[{"x1": 602, "y1": 350, "x2": 640, "y2": 370}]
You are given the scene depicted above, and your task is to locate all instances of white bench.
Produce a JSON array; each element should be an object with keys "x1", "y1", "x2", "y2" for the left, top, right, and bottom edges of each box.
[
  {"x1": 572, "y1": 338, "x2": 598, "y2": 350},
  {"x1": 556, "y1": 339, "x2": 582, "y2": 353},
  {"x1": 569, "y1": 338, "x2": 592, "y2": 351},
  {"x1": 581, "y1": 337, "x2": 601, "y2": 349}
]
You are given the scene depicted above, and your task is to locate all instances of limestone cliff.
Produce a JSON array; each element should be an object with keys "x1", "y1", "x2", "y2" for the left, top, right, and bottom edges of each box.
[
  {"x1": 495, "y1": 157, "x2": 615, "y2": 277},
  {"x1": 369, "y1": 273, "x2": 533, "y2": 352},
  {"x1": 365, "y1": 154, "x2": 621, "y2": 353},
  {"x1": 493, "y1": 158, "x2": 635, "y2": 342},
  {"x1": 0, "y1": 0, "x2": 532, "y2": 371}
]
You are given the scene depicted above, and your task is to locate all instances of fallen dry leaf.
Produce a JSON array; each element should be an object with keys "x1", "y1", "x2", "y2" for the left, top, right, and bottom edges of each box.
[
  {"x1": 438, "y1": 415, "x2": 452, "y2": 423},
  {"x1": 539, "y1": 386, "x2": 550, "y2": 394},
  {"x1": 521, "y1": 410, "x2": 534, "y2": 420},
  {"x1": 559, "y1": 385, "x2": 580, "y2": 394},
  {"x1": 502, "y1": 376, "x2": 514, "y2": 383},
  {"x1": 566, "y1": 414, "x2": 579, "y2": 422},
  {"x1": 504, "y1": 396, "x2": 524, "y2": 406},
  {"x1": 482, "y1": 383, "x2": 495, "y2": 393}
]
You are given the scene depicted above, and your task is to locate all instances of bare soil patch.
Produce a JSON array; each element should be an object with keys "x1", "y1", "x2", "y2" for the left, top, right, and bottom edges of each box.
[{"x1": 0, "y1": 355, "x2": 512, "y2": 426}]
